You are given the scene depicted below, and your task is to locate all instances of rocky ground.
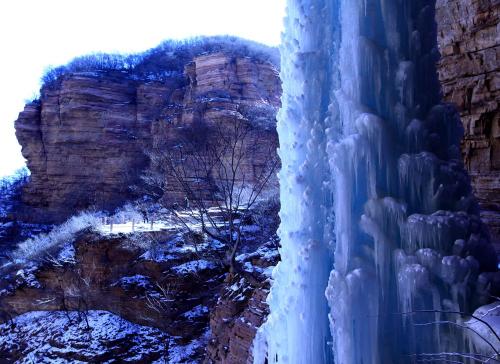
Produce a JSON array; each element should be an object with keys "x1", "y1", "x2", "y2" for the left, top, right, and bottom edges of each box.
[
  {"x1": 0, "y1": 213, "x2": 279, "y2": 363},
  {"x1": 0, "y1": 310, "x2": 170, "y2": 363}
]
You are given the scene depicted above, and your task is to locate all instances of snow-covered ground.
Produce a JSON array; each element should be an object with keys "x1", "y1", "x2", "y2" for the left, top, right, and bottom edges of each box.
[
  {"x1": 162, "y1": 329, "x2": 211, "y2": 364},
  {"x1": 236, "y1": 243, "x2": 278, "y2": 278},
  {"x1": 0, "y1": 310, "x2": 168, "y2": 363},
  {"x1": 98, "y1": 208, "x2": 224, "y2": 236},
  {"x1": 0, "y1": 310, "x2": 210, "y2": 363},
  {"x1": 182, "y1": 305, "x2": 209, "y2": 320},
  {"x1": 171, "y1": 259, "x2": 218, "y2": 275},
  {"x1": 99, "y1": 220, "x2": 176, "y2": 235}
]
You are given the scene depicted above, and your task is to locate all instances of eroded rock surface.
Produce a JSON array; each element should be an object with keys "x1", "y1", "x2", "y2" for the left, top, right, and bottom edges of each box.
[
  {"x1": 0, "y1": 222, "x2": 280, "y2": 363},
  {"x1": 0, "y1": 231, "x2": 224, "y2": 337},
  {"x1": 0, "y1": 231, "x2": 225, "y2": 363},
  {"x1": 205, "y1": 242, "x2": 279, "y2": 364},
  {"x1": 0, "y1": 310, "x2": 169, "y2": 363},
  {"x1": 436, "y1": 0, "x2": 500, "y2": 246}
]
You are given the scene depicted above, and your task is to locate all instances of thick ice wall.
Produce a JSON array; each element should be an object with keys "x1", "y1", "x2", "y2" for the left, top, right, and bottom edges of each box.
[
  {"x1": 253, "y1": 1, "x2": 339, "y2": 363},
  {"x1": 327, "y1": 0, "x2": 496, "y2": 362},
  {"x1": 255, "y1": 0, "x2": 498, "y2": 363}
]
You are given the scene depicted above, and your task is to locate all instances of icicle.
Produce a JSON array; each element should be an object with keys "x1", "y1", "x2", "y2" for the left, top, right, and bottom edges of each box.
[{"x1": 254, "y1": 0, "x2": 497, "y2": 363}]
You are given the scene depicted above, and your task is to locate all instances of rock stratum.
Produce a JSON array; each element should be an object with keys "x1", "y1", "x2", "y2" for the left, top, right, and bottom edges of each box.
[
  {"x1": 436, "y1": 0, "x2": 500, "y2": 246},
  {"x1": 15, "y1": 46, "x2": 281, "y2": 223}
]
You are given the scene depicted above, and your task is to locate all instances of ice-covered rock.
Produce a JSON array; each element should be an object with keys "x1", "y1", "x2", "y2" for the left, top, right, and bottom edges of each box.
[{"x1": 466, "y1": 302, "x2": 500, "y2": 357}]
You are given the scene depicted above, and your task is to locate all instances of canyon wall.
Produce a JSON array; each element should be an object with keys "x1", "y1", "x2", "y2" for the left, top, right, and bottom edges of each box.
[
  {"x1": 436, "y1": 0, "x2": 500, "y2": 245},
  {"x1": 15, "y1": 52, "x2": 280, "y2": 223},
  {"x1": 5, "y1": 5, "x2": 500, "y2": 363}
]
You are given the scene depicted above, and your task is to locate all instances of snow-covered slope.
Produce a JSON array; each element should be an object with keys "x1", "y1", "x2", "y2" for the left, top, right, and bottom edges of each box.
[{"x1": 0, "y1": 310, "x2": 169, "y2": 363}]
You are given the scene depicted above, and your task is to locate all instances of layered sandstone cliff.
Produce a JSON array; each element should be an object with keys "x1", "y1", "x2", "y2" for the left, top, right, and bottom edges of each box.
[
  {"x1": 15, "y1": 50, "x2": 280, "y2": 223},
  {"x1": 436, "y1": 0, "x2": 500, "y2": 245}
]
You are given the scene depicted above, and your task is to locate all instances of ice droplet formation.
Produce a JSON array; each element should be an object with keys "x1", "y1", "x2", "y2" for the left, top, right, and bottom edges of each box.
[{"x1": 253, "y1": 0, "x2": 498, "y2": 363}]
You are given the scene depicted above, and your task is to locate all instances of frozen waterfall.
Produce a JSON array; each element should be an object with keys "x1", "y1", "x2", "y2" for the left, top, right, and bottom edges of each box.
[{"x1": 254, "y1": 0, "x2": 498, "y2": 363}]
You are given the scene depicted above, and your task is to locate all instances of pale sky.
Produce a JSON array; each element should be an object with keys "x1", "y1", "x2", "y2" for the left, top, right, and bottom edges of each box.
[{"x1": 0, "y1": 0, "x2": 285, "y2": 177}]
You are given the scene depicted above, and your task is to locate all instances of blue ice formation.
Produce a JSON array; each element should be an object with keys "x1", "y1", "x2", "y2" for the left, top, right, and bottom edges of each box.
[{"x1": 253, "y1": 1, "x2": 498, "y2": 363}]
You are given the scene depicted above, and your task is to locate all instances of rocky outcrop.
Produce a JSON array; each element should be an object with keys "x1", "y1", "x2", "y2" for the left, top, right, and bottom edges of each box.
[
  {"x1": 0, "y1": 231, "x2": 224, "y2": 334},
  {"x1": 151, "y1": 53, "x2": 280, "y2": 204},
  {"x1": 436, "y1": 0, "x2": 500, "y2": 246},
  {"x1": 0, "y1": 310, "x2": 170, "y2": 363},
  {"x1": 16, "y1": 73, "x2": 152, "y2": 223},
  {"x1": 205, "y1": 243, "x2": 278, "y2": 364},
  {"x1": 15, "y1": 52, "x2": 281, "y2": 223},
  {"x1": 0, "y1": 223, "x2": 280, "y2": 363},
  {"x1": 0, "y1": 230, "x2": 226, "y2": 362},
  {"x1": 205, "y1": 277, "x2": 271, "y2": 364}
]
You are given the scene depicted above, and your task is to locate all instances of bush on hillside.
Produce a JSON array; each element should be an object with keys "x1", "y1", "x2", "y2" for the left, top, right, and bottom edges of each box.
[
  {"x1": 13, "y1": 211, "x2": 102, "y2": 262},
  {"x1": 0, "y1": 168, "x2": 29, "y2": 220},
  {"x1": 40, "y1": 35, "x2": 279, "y2": 90}
]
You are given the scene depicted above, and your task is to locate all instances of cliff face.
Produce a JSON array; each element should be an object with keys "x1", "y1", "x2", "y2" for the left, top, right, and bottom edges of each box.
[
  {"x1": 204, "y1": 243, "x2": 279, "y2": 364},
  {"x1": 436, "y1": 0, "x2": 500, "y2": 245},
  {"x1": 15, "y1": 52, "x2": 281, "y2": 223},
  {"x1": 16, "y1": 73, "x2": 152, "y2": 222}
]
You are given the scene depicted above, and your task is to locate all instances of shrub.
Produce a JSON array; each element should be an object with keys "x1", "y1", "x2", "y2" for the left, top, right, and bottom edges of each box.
[
  {"x1": 112, "y1": 203, "x2": 143, "y2": 224},
  {"x1": 12, "y1": 211, "x2": 102, "y2": 262},
  {"x1": 41, "y1": 53, "x2": 140, "y2": 89},
  {"x1": 0, "y1": 168, "x2": 29, "y2": 220},
  {"x1": 40, "y1": 35, "x2": 279, "y2": 89},
  {"x1": 138, "y1": 35, "x2": 280, "y2": 72}
]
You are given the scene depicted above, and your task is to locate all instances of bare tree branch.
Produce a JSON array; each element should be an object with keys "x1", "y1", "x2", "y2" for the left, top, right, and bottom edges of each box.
[{"x1": 138, "y1": 116, "x2": 278, "y2": 276}]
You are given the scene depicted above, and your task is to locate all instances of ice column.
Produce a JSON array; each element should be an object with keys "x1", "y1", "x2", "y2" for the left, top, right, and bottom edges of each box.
[
  {"x1": 326, "y1": 0, "x2": 496, "y2": 362},
  {"x1": 253, "y1": 1, "x2": 339, "y2": 363}
]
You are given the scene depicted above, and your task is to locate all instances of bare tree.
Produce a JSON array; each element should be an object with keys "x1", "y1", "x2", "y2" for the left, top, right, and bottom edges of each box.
[
  {"x1": 145, "y1": 281, "x2": 177, "y2": 315},
  {"x1": 142, "y1": 116, "x2": 278, "y2": 276},
  {"x1": 396, "y1": 306, "x2": 500, "y2": 363},
  {"x1": 53, "y1": 257, "x2": 99, "y2": 332}
]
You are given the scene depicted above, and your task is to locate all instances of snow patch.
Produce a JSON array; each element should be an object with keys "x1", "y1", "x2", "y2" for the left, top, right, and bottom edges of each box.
[
  {"x1": 0, "y1": 310, "x2": 168, "y2": 363},
  {"x1": 171, "y1": 260, "x2": 217, "y2": 275},
  {"x1": 182, "y1": 305, "x2": 209, "y2": 319}
]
